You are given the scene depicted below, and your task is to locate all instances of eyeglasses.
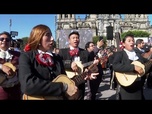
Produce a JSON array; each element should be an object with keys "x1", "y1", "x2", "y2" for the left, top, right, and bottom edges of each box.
[
  {"x1": 89, "y1": 45, "x2": 95, "y2": 47},
  {"x1": 0, "y1": 37, "x2": 10, "y2": 42}
]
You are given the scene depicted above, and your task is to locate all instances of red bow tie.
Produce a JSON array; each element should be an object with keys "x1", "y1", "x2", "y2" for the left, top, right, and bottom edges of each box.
[
  {"x1": 69, "y1": 49, "x2": 79, "y2": 57},
  {"x1": 36, "y1": 53, "x2": 54, "y2": 67}
]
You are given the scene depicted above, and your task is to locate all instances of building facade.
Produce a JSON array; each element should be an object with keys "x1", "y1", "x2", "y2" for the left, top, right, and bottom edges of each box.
[{"x1": 55, "y1": 14, "x2": 152, "y2": 48}]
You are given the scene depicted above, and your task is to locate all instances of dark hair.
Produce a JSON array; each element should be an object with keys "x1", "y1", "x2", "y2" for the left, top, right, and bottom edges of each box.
[
  {"x1": 110, "y1": 45, "x2": 116, "y2": 51},
  {"x1": 85, "y1": 41, "x2": 94, "y2": 50},
  {"x1": 0, "y1": 31, "x2": 12, "y2": 40},
  {"x1": 68, "y1": 31, "x2": 79, "y2": 38},
  {"x1": 98, "y1": 36, "x2": 104, "y2": 41},
  {"x1": 122, "y1": 34, "x2": 134, "y2": 43},
  {"x1": 135, "y1": 39, "x2": 144, "y2": 46}
]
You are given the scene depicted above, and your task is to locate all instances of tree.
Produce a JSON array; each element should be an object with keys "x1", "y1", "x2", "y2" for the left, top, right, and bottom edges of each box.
[
  {"x1": 121, "y1": 30, "x2": 150, "y2": 40},
  {"x1": 20, "y1": 37, "x2": 28, "y2": 50},
  {"x1": 92, "y1": 36, "x2": 107, "y2": 48}
]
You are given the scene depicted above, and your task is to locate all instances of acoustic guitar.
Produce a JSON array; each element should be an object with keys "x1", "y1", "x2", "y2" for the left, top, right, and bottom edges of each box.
[
  {"x1": 65, "y1": 60, "x2": 96, "y2": 78},
  {"x1": 22, "y1": 63, "x2": 98, "y2": 100},
  {"x1": 115, "y1": 60, "x2": 152, "y2": 87},
  {"x1": 0, "y1": 62, "x2": 16, "y2": 85}
]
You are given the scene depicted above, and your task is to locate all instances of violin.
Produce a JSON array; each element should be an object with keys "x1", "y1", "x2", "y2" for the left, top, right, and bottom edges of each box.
[
  {"x1": 101, "y1": 56, "x2": 108, "y2": 69},
  {"x1": 97, "y1": 49, "x2": 108, "y2": 69}
]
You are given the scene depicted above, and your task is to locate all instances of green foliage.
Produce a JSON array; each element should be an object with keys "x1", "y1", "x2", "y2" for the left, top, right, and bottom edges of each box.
[
  {"x1": 92, "y1": 36, "x2": 107, "y2": 48},
  {"x1": 20, "y1": 37, "x2": 56, "y2": 51},
  {"x1": 92, "y1": 36, "x2": 107, "y2": 44},
  {"x1": 20, "y1": 37, "x2": 28, "y2": 50},
  {"x1": 92, "y1": 36, "x2": 99, "y2": 44},
  {"x1": 121, "y1": 30, "x2": 150, "y2": 40}
]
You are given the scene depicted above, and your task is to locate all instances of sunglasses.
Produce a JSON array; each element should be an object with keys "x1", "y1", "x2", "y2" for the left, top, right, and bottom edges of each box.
[{"x1": 0, "y1": 37, "x2": 10, "y2": 42}]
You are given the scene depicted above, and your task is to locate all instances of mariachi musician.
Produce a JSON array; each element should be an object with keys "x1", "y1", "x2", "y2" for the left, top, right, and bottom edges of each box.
[
  {"x1": 0, "y1": 31, "x2": 21, "y2": 100},
  {"x1": 112, "y1": 34, "x2": 149, "y2": 100},
  {"x1": 59, "y1": 31, "x2": 99, "y2": 100}
]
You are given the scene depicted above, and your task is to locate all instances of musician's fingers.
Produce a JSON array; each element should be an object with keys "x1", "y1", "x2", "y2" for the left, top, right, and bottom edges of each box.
[
  {"x1": 90, "y1": 73, "x2": 99, "y2": 79},
  {"x1": 84, "y1": 76, "x2": 89, "y2": 80},
  {"x1": 140, "y1": 70, "x2": 144, "y2": 74},
  {"x1": 6, "y1": 71, "x2": 12, "y2": 76},
  {"x1": 73, "y1": 67, "x2": 78, "y2": 72},
  {"x1": 6, "y1": 72, "x2": 9, "y2": 76},
  {"x1": 72, "y1": 62, "x2": 77, "y2": 66},
  {"x1": 90, "y1": 75, "x2": 96, "y2": 79},
  {"x1": 84, "y1": 68, "x2": 88, "y2": 72},
  {"x1": 93, "y1": 59, "x2": 99, "y2": 64},
  {"x1": 74, "y1": 86, "x2": 78, "y2": 90},
  {"x1": 72, "y1": 66, "x2": 76, "y2": 71},
  {"x1": 84, "y1": 76, "x2": 87, "y2": 80}
]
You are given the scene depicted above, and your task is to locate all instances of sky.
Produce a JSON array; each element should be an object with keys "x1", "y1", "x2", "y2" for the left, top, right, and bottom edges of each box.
[
  {"x1": 0, "y1": 14, "x2": 86, "y2": 40},
  {"x1": 0, "y1": 14, "x2": 152, "y2": 41}
]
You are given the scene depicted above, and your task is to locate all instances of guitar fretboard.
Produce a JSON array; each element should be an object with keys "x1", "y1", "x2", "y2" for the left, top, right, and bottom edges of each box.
[
  {"x1": 72, "y1": 72, "x2": 87, "y2": 86},
  {"x1": 72, "y1": 63, "x2": 96, "y2": 86},
  {"x1": 82, "y1": 61, "x2": 94, "y2": 68}
]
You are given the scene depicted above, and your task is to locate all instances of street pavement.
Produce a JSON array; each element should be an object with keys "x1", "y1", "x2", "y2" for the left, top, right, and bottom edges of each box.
[{"x1": 84, "y1": 69, "x2": 152, "y2": 100}]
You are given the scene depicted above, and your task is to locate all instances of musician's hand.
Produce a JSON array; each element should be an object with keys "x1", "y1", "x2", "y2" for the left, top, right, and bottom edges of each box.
[
  {"x1": 93, "y1": 59, "x2": 99, "y2": 65},
  {"x1": 108, "y1": 52, "x2": 113, "y2": 57},
  {"x1": 134, "y1": 65, "x2": 144, "y2": 75},
  {"x1": 85, "y1": 72, "x2": 99, "y2": 80},
  {"x1": 83, "y1": 68, "x2": 99, "y2": 80},
  {"x1": 2, "y1": 65, "x2": 16, "y2": 77},
  {"x1": 71, "y1": 61, "x2": 78, "y2": 71}
]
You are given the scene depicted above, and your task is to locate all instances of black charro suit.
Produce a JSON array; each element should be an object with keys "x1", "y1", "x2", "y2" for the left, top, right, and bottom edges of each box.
[
  {"x1": 0, "y1": 49, "x2": 21, "y2": 100},
  {"x1": 87, "y1": 51, "x2": 103, "y2": 100},
  {"x1": 19, "y1": 50, "x2": 67, "y2": 98},
  {"x1": 134, "y1": 47, "x2": 152, "y2": 89},
  {"x1": 134, "y1": 47, "x2": 145, "y2": 55},
  {"x1": 59, "y1": 47, "x2": 89, "y2": 100},
  {"x1": 112, "y1": 50, "x2": 148, "y2": 100},
  {"x1": 59, "y1": 48, "x2": 89, "y2": 70}
]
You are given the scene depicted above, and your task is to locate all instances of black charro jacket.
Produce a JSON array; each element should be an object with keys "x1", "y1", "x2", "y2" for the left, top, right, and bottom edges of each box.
[
  {"x1": 19, "y1": 50, "x2": 66, "y2": 97},
  {"x1": 59, "y1": 47, "x2": 89, "y2": 71},
  {"x1": 112, "y1": 50, "x2": 148, "y2": 73}
]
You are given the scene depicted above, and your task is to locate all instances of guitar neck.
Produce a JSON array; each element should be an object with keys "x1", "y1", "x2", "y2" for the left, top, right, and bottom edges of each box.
[
  {"x1": 82, "y1": 61, "x2": 94, "y2": 68},
  {"x1": 72, "y1": 63, "x2": 96, "y2": 86},
  {"x1": 72, "y1": 72, "x2": 87, "y2": 86}
]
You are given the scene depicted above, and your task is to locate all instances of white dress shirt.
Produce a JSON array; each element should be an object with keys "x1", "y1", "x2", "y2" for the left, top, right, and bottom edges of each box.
[
  {"x1": 124, "y1": 49, "x2": 139, "y2": 61},
  {"x1": 69, "y1": 46, "x2": 80, "y2": 61}
]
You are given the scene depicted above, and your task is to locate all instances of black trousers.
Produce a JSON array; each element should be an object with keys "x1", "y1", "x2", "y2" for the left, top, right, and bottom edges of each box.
[
  {"x1": 146, "y1": 72, "x2": 152, "y2": 88},
  {"x1": 116, "y1": 80, "x2": 145, "y2": 100},
  {"x1": 89, "y1": 64, "x2": 103, "y2": 100},
  {"x1": 89, "y1": 74, "x2": 102, "y2": 100},
  {"x1": 77, "y1": 83, "x2": 85, "y2": 100}
]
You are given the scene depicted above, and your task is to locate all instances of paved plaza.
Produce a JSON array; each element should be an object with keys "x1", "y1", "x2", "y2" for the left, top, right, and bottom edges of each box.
[{"x1": 85, "y1": 69, "x2": 152, "y2": 100}]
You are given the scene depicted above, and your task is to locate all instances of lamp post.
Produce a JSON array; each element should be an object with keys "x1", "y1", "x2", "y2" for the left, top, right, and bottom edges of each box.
[{"x1": 9, "y1": 19, "x2": 12, "y2": 33}]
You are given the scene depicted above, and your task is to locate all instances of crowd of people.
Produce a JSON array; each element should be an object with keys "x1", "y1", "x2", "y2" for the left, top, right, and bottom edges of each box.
[{"x1": 0, "y1": 24, "x2": 152, "y2": 100}]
